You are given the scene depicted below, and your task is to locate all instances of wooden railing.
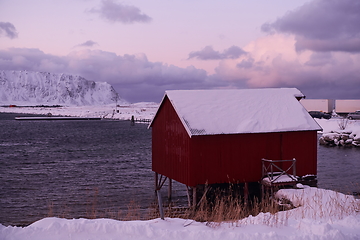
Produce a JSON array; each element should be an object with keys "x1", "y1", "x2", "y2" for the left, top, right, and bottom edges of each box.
[{"x1": 261, "y1": 158, "x2": 297, "y2": 185}]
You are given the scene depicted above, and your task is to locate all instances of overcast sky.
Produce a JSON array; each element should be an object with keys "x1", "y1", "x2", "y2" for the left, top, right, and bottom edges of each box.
[{"x1": 1, "y1": 0, "x2": 359, "y2": 103}]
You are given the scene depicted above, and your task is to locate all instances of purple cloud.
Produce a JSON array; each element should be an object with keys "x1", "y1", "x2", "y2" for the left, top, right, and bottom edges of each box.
[
  {"x1": 261, "y1": 0, "x2": 360, "y2": 52},
  {"x1": 0, "y1": 48, "x2": 67, "y2": 72},
  {"x1": 76, "y1": 40, "x2": 99, "y2": 48},
  {"x1": 1, "y1": 46, "x2": 359, "y2": 103},
  {"x1": 0, "y1": 22, "x2": 18, "y2": 39},
  {"x1": 188, "y1": 46, "x2": 247, "y2": 60},
  {"x1": 90, "y1": 0, "x2": 152, "y2": 24},
  {"x1": 236, "y1": 58, "x2": 254, "y2": 69},
  {"x1": 0, "y1": 48, "x2": 216, "y2": 102},
  {"x1": 304, "y1": 52, "x2": 334, "y2": 67}
]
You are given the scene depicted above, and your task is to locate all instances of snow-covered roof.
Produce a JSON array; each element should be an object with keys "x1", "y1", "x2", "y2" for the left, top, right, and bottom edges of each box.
[{"x1": 152, "y1": 88, "x2": 322, "y2": 137}]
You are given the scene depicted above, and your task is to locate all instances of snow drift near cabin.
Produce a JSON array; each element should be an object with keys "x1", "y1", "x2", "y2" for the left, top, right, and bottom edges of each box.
[{"x1": 0, "y1": 70, "x2": 124, "y2": 106}]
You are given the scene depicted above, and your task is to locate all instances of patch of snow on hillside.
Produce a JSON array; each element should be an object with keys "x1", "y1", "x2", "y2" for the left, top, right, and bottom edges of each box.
[{"x1": 0, "y1": 70, "x2": 124, "y2": 106}]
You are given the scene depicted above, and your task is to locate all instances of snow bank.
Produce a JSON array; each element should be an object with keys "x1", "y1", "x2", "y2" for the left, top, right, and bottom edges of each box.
[
  {"x1": 275, "y1": 187, "x2": 360, "y2": 220},
  {"x1": 2, "y1": 215, "x2": 359, "y2": 240},
  {"x1": 1, "y1": 187, "x2": 359, "y2": 240}
]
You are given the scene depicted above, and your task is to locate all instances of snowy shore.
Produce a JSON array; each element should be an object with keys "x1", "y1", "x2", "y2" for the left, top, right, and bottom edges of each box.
[
  {"x1": 1, "y1": 186, "x2": 359, "y2": 240},
  {"x1": 316, "y1": 118, "x2": 360, "y2": 147},
  {"x1": 0, "y1": 102, "x2": 159, "y2": 122},
  {"x1": 1, "y1": 104, "x2": 360, "y2": 138},
  {"x1": 1, "y1": 106, "x2": 360, "y2": 239}
]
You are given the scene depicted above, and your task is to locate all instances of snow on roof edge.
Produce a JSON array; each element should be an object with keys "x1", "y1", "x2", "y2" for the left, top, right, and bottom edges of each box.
[
  {"x1": 148, "y1": 93, "x2": 194, "y2": 137},
  {"x1": 148, "y1": 93, "x2": 166, "y2": 129}
]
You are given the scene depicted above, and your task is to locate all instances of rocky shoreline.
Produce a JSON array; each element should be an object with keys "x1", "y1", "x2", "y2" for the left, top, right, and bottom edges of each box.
[{"x1": 319, "y1": 130, "x2": 360, "y2": 147}]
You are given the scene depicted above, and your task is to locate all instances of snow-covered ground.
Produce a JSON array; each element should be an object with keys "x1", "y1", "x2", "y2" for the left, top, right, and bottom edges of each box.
[
  {"x1": 315, "y1": 117, "x2": 360, "y2": 135},
  {"x1": 1, "y1": 186, "x2": 359, "y2": 240},
  {"x1": 1, "y1": 107, "x2": 360, "y2": 239}
]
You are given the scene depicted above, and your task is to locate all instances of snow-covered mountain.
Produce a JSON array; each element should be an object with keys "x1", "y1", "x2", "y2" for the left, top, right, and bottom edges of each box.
[{"x1": 0, "y1": 70, "x2": 126, "y2": 106}]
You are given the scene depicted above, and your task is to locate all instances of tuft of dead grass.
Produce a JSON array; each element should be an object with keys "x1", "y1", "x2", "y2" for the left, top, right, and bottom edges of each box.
[
  {"x1": 45, "y1": 184, "x2": 360, "y2": 226},
  {"x1": 157, "y1": 187, "x2": 283, "y2": 225}
]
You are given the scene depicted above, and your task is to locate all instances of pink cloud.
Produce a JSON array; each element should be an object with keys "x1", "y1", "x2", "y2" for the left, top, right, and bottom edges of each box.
[{"x1": 214, "y1": 34, "x2": 360, "y2": 98}]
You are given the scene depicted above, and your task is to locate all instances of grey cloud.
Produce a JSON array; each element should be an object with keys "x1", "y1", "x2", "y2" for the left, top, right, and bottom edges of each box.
[
  {"x1": 304, "y1": 52, "x2": 334, "y2": 67},
  {"x1": 76, "y1": 40, "x2": 99, "y2": 48},
  {"x1": 188, "y1": 46, "x2": 246, "y2": 60},
  {"x1": 262, "y1": 0, "x2": 360, "y2": 52},
  {"x1": 285, "y1": 70, "x2": 360, "y2": 100},
  {"x1": 89, "y1": 0, "x2": 152, "y2": 24},
  {"x1": 0, "y1": 48, "x2": 67, "y2": 72},
  {"x1": 236, "y1": 58, "x2": 254, "y2": 69},
  {"x1": 295, "y1": 37, "x2": 360, "y2": 52},
  {"x1": 0, "y1": 22, "x2": 18, "y2": 39}
]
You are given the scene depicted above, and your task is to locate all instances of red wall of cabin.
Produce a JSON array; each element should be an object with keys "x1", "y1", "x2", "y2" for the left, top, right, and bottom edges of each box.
[
  {"x1": 152, "y1": 96, "x2": 192, "y2": 185},
  {"x1": 152, "y1": 97, "x2": 318, "y2": 187},
  {"x1": 189, "y1": 131, "x2": 317, "y2": 186}
]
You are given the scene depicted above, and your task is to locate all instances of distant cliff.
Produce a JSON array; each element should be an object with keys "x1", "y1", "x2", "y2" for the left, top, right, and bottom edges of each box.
[{"x1": 0, "y1": 70, "x2": 125, "y2": 106}]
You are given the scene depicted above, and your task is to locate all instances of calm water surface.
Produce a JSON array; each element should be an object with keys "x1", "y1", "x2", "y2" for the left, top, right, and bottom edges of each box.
[{"x1": 0, "y1": 113, "x2": 359, "y2": 226}]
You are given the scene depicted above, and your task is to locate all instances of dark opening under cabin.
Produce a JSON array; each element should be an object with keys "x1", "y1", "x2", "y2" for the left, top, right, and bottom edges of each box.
[{"x1": 149, "y1": 88, "x2": 322, "y2": 206}]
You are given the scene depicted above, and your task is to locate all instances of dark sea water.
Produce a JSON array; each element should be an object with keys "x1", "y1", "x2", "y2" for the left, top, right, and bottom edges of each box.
[
  {"x1": 0, "y1": 113, "x2": 359, "y2": 226},
  {"x1": 317, "y1": 143, "x2": 360, "y2": 194}
]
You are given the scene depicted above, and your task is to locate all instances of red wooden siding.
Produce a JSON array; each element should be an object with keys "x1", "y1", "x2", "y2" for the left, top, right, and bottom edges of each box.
[
  {"x1": 189, "y1": 131, "x2": 317, "y2": 186},
  {"x1": 281, "y1": 131, "x2": 317, "y2": 176},
  {"x1": 152, "y1": 96, "x2": 192, "y2": 185},
  {"x1": 152, "y1": 97, "x2": 318, "y2": 187}
]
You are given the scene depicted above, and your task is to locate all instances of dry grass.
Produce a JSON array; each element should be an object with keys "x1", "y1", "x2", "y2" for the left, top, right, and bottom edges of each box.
[
  {"x1": 156, "y1": 186, "x2": 283, "y2": 224},
  {"x1": 45, "y1": 184, "x2": 360, "y2": 225},
  {"x1": 45, "y1": 189, "x2": 281, "y2": 223},
  {"x1": 337, "y1": 118, "x2": 349, "y2": 130}
]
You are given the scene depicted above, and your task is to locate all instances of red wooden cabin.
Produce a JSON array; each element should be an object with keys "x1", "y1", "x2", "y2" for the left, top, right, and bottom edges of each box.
[{"x1": 150, "y1": 88, "x2": 321, "y2": 203}]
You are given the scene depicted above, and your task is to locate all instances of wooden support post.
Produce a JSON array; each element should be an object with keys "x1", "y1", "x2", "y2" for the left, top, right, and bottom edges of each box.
[
  {"x1": 186, "y1": 186, "x2": 191, "y2": 207},
  {"x1": 244, "y1": 182, "x2": 249, "y2": 204},
  {"x1": 192, "y1": 186, "x2": 197, "y2": 207},
  {"x1": 168, "y1": 178, "x2": 172, "y2": 200},
  {"x1": 196, "y1": 185, "x2": 210, "y2": 208},
  {"x1": 155, "y1": 172, "x2": 158, "y2": 191},
  {"x1": 156, "y1": 190, "x2": 164, "y2": 220}
]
